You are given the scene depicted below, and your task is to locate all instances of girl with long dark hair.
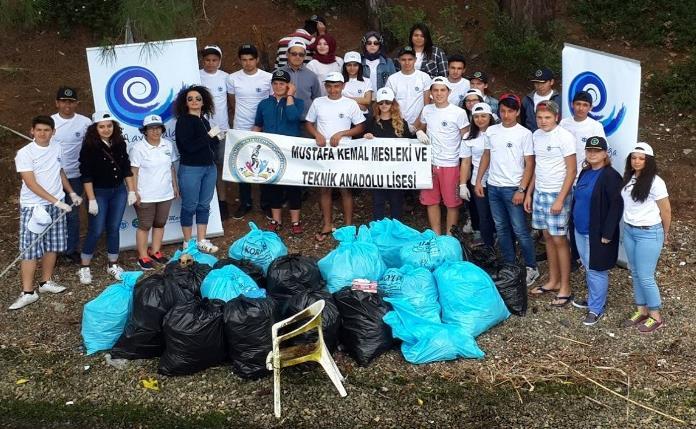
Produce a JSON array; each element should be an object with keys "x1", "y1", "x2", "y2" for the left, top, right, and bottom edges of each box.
[
  {"x1": 341, "y1": 51, "x2": 373, "y2": 115},
  {"x1": 408, "y1": 23, "x2": 447, "y2": 78}
]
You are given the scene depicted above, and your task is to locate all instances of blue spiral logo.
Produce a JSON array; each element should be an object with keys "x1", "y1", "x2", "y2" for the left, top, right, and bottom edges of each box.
[
  {"x1": 105, "y1": 66, "x2": 174, "y2": 127},
  {"x1": 567, "y1": 71, "x2": 626, "y2": 136}
]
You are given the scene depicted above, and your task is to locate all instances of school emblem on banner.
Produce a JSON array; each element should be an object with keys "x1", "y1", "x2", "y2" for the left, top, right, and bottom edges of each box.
[{"x1": 229, "y1": 135, "x2": 287, "y2": 184}]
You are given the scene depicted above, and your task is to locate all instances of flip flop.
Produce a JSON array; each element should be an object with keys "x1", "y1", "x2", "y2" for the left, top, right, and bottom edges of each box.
[
  {"x1": 314, "y1": 230, "x2": 332, "y2": 242},
  {"x1": 530, "y1": 285, "x2": 559, "y2": 295},
  {"x1": 551, "y1": 294, "x2": 574, "y2": 308}
]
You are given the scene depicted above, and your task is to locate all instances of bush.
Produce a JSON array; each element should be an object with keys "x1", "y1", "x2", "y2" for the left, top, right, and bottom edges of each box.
[
  {"x1": 378, "y1": 5, "x2": 427, "y2": 49},
  {"x1": 650, "y1": 54, "x2": 696, "y2": 112}
]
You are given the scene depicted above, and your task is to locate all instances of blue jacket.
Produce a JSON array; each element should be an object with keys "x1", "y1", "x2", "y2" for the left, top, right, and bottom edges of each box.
[
  {"x1": 254, "y1": 95, "x2": 305, "y2": 137},
  {"x1": 569, "y1": 166, "x2": 623, "y2": 271},
  {"x1": 520, "y1": 90, "x2": 561, "y2": 132},
  {"x1": 362, "y1": 55, "x2": 397, "y2": 92}
]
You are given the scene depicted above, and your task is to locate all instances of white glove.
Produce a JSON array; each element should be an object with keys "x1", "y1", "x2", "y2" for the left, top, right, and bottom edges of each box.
[
  {"x1": 127, "y1": 191, "x2": 137, "y2": 206},
  {"x1": 207, "y1": 126, "x2": 221, "y2": 138},
  {"x1": 216, "y1": 129, "x2": 227, "y2": 140},
  {"x1": 53, "y1": 200, "x2": 72, "y2": 212},
  {"x1": 416, "y1": 130, "x2": 430, "y2": 145},
  {"x1": 458, "y1": 184, "x2": 471, "y2": 201},
  {"x1": 69, "y1": 192, "x2": 83, "y2": 206},
  {"x1": 88, "y1": 199, "x2": 99, "y2": 216}
]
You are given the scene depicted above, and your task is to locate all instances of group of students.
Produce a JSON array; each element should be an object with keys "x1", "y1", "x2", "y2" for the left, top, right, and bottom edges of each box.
[{"x1": 9, "y1": 18, "x2": 673, "y2": 334}]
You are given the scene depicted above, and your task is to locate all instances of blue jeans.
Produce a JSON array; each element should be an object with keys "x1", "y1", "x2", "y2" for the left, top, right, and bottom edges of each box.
[
  {"x1": 178, "y1": 164, "x2": 217, "y2": 227},
  {"x1": 372, "y1": 189, "x2": 404, "y2": 220},
  {"x1": 81, "y1": 184, "x2": 127, "y2": 262},
  {"x1": 487, "y1": 185, "x2": 536, "y2": 268},
  {"x1": 64, "y1": 177, "x2": 83, "y2": 253},
  {"x1": 574, "y1": 230, "x2": 609, "y2": 315},
  {"x1": 623, "y1": 223, "x2": 664, "y2": 310},
  {"x1": 473, "y1": 187, "x2": 495, "y2": 247}
]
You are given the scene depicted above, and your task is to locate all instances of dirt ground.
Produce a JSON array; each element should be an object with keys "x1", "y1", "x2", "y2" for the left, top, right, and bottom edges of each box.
[{"x1": 0, "y1": 1, "x2": 694, "y2": 428}]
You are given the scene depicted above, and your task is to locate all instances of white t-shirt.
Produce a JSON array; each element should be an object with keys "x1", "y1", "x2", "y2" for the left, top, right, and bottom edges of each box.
[
  {"x1": 533, "y1": 92, "x2": 553, "y2": 110},
  {"x1": 199, "y1": 69, "x2": 230, "y2": 131},
  {"x1": 305, "y1": 96, "x2": 366, "y2": 142},
  {"x1": 415, "y1": 52, "x2": 425, "y2": 71},
  {"x1": 447, "y1": 78, "x2": 470, "y2": 107},
  {"x1": 306, "y1": 59, "x2": 344, "y2": 96},
  {"x1": 342, "y1": 78, "x2": 372, "y2": 113},
  {"x1": 622, "y1": 175, "x2": 669, "y2": 226},
  {"x1": 559, "y1": 116, "x2": 606, "y2": 174},
  {"x1": 366, "y1": 58, "x2": 380, "y2": 94},
  {"x1": 385, "y1": 70, "x2": 432, "y2": 126},
  {"x1": 420, "y1": 103, "x2": 468, "y2": 167},
  {"x1": 129, "y1": 138, "x2": 179, "y2": 203},
  {"x1": 50, "y1": 113, "x2": 90, "y2": 179},
  {"x1": 532, "y1": 126, "x2": 576, "y2": 193},
  {"x1": 485, "y1": 123, "x2": 534, "y2": 187},
  {"x1": 460, "y1": 131, "x2": 489, "y2": 186},
  {"x1": 15, "y1": 141, "x2": 65, "y2": 207},
  {"x1": 227, "y1": 69, "x2": 272, "y2": 130}
]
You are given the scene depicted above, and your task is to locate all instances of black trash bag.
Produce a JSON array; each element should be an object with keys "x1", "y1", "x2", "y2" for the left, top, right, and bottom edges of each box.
[
  {"x1": 469, "y1": 245, "x2": 498, "y2": 275},
  {"x1": 266, "y1": 254, "x2": 323, "y2": 302},
  {"x1": 159, "y1": 297, "x2": 226, "y2": 376},
  {"x1": 223, "y1": 296, "x2": 275, "y2": 379},
  {"x1": 112, "y1": 274, "x2": 168, "y2": 359},
  {"x1": 214, "y1": 258, "x2": 267, "y2": 289},
  {"x1": 334, "y1": 289, "x2": 394, "y2": 366},
  {"x1": 162, "y1": 260, "x2": 212, "y2": 307},
  {"x1": 491, "y1": 264, "x2": 527, "y2": 316},
  {"x1": 284, "y1": 289, "x2": 340, "y2": 353}
]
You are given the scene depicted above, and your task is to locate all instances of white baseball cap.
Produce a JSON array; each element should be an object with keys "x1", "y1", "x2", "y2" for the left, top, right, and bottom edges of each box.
[
  {"x1": 430, "y1": 76, "x2": 450, "y2": 90},
  {"x1": 324, "y1": 71, "x2": 344, "y2": 83},
  {"x1": 27, "y1": 205, "x2": 52, "y2": 234},
  {"x1": 343, "y1": 51, "x2": 361, "y2": 64},
  {"x1": 471, "y1": 102, "x2": 493, "y2": 116},
  {"x1": 92, "y1": 111, "x2": 117, "y2": 124},
  {"x1": 632, "y1": 142, "x2": 654, "y2": 157},
  {"x1": 142, "y1": 114, "x2": 163, "y2": 127},
  {"x1": 376, "y1": 87, "x2": 395, "y2": 103},
  {"x1": 288, "y1": 38, "x2": 307, "y2": 51},
  {"x1": 465, "y1": 88, "x2": 484, "y2": 100}
]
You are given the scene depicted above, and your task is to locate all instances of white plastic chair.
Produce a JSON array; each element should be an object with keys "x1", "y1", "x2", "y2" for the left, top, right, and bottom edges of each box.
[{"x1": 265, "y1": 299, "x2": 347, "y2": 418}]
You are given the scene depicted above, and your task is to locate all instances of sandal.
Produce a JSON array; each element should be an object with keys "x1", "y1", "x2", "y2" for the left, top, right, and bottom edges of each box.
[
  {"x1": 530, "y1": 285, "x2": 559, "y2": 295},
  {"x1": 315, "y1": 230, "x2": 332, "y2": 242},
  {"x1": 551, "y1": 294, "x2": 574, "y2": 308},
  {"x1": 291, "y1": 221, "x2": 303, "y2": 235}
]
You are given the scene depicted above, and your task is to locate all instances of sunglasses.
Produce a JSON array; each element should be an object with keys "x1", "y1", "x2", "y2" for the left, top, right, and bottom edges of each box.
[
  {"x1": 288, "y1": 51, "x2": 306, "y2": 57},
  {"x1": 187, "y1": 96, "x2": 202, "y2": 102},
  {"x1": 377, "y1": 101, "x2": 393, "y2": 105},
  {"x1": 365, "y1": 41, "x2": 381, "y2": 46}
]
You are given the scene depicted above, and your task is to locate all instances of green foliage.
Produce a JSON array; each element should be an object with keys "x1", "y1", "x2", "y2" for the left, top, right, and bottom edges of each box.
[
  {"x1": 292, "y1": 0, "x2": 349, "y2": 11},
  {"x1": 378, "y1": 5, "x2": 427, "y2": 48},
  {"x1": 118, "y1": 0, "x2": 195, "y2": 42},
  {"x1": 0, "y1": 0, "x2": 40, "y2": 30},
  {"x1": 570, "y1": 0, "x2": 696, "y2": 49},
  {"x1": 484, "y1": 13, "x2": 561, "y2": 77},
  {"x1": 650, "y1": 54, "x2": 696, "y2": 111}
]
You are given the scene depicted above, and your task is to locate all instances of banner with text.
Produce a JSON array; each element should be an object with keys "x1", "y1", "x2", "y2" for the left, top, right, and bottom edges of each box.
[
  {"x1": 86, "y1": 38, "x2": 223, "y2": 249},
  {"x1": 222, "y1": 130, "x2": 432, "y2": 189}
]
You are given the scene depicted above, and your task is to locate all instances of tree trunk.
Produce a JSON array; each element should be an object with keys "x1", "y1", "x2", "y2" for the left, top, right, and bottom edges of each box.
[
  {"x1": 498, "y1": 0, "x2": 556, "y2": 30},
  {"x1": 366, "y1": 0, "x2": 387, "y2": 31}
]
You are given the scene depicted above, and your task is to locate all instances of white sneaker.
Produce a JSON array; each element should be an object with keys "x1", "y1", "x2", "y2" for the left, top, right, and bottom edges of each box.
[
  {"x1": 461, "y1": 219, "x2": 474, "y2": 234},
  {"x1": 107, "y1": 264, "x2": 124, "y2": 281},
  {"x1": 526, "y1": 266, "x2": 540, "y2": 286},
  {"x1": 9, "y1": 292, "x2": 39, "y2": 310},
  {"x1": 197, "y1": 239, "x2": 218, "y2": 254},
  {"x1": 79, "y1": 267, "x2": 92, "y2": 285},
  {"x1": 38, "y1": 280, "x2": 66, "y2": 294}
]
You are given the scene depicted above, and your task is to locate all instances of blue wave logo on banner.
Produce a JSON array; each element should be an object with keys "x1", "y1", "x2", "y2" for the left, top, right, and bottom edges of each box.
[
  {"x1": 105, "y1": 66, "x2": 174, "y2": 127},
  {"x1": 568, "y1": 72, "x2": 626, "y2": 136}
]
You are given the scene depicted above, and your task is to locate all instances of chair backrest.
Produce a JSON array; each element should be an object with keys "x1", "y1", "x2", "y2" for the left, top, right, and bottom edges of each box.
[{"x1": 272, "y1": 299, "x2": 325, "y2": 343}]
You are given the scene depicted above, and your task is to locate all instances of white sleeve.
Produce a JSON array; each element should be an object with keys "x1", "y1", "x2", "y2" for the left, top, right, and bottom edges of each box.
[
  {"x1": 522, "y1": 130, "x2": 534, "y2": 156},
  {"x1": 169, "y1": 141, "x2": 180, "y2": 163},
  {"x1": 350, "y1": 101, "x2": 366, "y2": 125},
  {"x1": 226, "y1": 74, "x2": 236, "y2": 95},
  {"x1": 423, "y1": 73, "x2": 432, "y2": 89},
  {"x1": 460, "y1": 140, "x2": 472, "y2": 158},
  {"x1": 651, "y1": 176, "x2": 669, "y2": 200},
  {"x1": 14, "y1": 148, "x2": 32, "y2": 172},
  {"x1": 456, "y1": 109, "x2": 469, "y2": 129},
  {"x1": 419, "y1": 105, "x2": 429, "y2": 125},
  {"x1": 305, "y1": 100, "x2": 319, "y2": 123},
  {"x1": 129, "y1": 145, "x2": 142, "y2": 168},
  {"x1": 596, "y1": 122, "x2": 607, "y2": 139},
  {"x1": 561, "y1": 133, "x2": 576, "y2": 157}
]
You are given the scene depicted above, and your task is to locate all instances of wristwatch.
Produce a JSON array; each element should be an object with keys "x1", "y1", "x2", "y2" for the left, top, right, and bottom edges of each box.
[{"x1": 516, "y1": 187, "x2": 526, "y2": 193}]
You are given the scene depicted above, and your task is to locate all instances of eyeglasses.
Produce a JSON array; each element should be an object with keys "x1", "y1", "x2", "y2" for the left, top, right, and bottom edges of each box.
[
  {"x1": 366, "y1": 41, "x2": 381, "y2": 46},
  {"x1": 377, "y1": 101, "x2": 393, "y2": 105},
  {"x1": 187, "y1": 96, "x2": 202, "y2": 102},
  {"x1": 288, "y1": 51, "x2": 306, "y2": 57}
]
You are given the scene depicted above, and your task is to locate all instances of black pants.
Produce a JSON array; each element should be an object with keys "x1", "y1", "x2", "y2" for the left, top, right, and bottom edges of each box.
[
  {"x1": 266, "y1": 185, "x2": 302, "y2": 210},
  {"x1": 239, "y1": 183, "x2": 271, "y2": 209},
  {"x1": 372, "y1": 189, "x2": 404, "y2": 220}
]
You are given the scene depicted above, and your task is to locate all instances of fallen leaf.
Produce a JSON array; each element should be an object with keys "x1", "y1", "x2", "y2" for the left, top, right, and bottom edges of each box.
[
  {"x1": 140, "y1": 377, "x2": 160, "y2": 392},
  {"x1": 16, "y1": 379, "x2": 29, "y2": 385},
  {"x1": 417, "y1": 398, "x2": 424, "y2": 406}
]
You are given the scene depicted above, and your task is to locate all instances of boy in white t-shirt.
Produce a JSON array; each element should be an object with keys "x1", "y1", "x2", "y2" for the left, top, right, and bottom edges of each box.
[
  {"x1": 10, "y1": 116, "x2": 83, "y2": 310},
  {"x1": 524, "y1": 100, "x2": 576, "y2": 305},
  {"x1": 51, "y1": 86, "x2": 91, "y2": 264},
  {"x1": 227, "y1": 44, "x2": 273, "y2": 220},
  {"x1": 414, "y1": 76, "x2": 470, "y2": 235},
  {"x1": 385, "y1": 46, "x2": 432, "y2": 129},
  {"x1": 446, "y1": 54, "x2": 470, "y2": 107},
  {"x1": 198, "y1": 45, "x2": 231, "y2": 218},
  {"x1": 305, "y1": 71, "x2": 366, "y2": 242},
  {"x1": 559, "y1": 90, "x2": 606, "y2": 175}
]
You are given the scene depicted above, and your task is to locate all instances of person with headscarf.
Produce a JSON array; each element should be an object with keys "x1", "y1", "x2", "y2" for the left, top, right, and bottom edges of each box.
[
  {"x1": 306, "y1": 34, "x2": 343, "y2": 96},
  {"x1": 360, "y1": 31, "x2": 396, "y2": 98}
]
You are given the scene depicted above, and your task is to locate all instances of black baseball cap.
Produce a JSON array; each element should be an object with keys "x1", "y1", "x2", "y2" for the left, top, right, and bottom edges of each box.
[
  {"x1": 467, "y1": 71, "x2": 489, "y2": 83},
  {"x1": 585, "y1": 136, "x2": 608, "y2": 151},
  {"x1": 238, "y1": 43, "x2": 258, "y2": 57},
  {"x1": 398, "y1": 46, "x2": 416, "y2": 57},
  {"x1": 56, "y1": 86, "x2": 78, "y2": 101},
  {"x1": 531, "y1": 67, "x2": 554, "y2": 82},
  {"x1": 271, "y1": 69, "x2": 291, "y2": 83},
  {"x1": 572, "y1": 90, "x2": 593, "y2": 104}
]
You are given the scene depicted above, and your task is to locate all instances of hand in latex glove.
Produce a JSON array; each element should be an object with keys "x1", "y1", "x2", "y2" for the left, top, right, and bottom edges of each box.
[
  {"x1": 53, "y1": 200, "x2": 72, "y2": 212},
  {"x1": 69, "y1": 192, "x2": 83, "y2": 206},
  {"x1": 416, "y1": 130, "x2": 430, "y2": 145},
  {"x1": 207, "y1": 126, "x2": 221, "y2": 138},
  {"x1": 127, "y1": 191, "x2": 137, "y2": 206},
  {"x1": 88, "y1": 199, "x2": 98, "y2": 215},
  {"x1": 216, "y1": 129, "x2": 226, "y2": 140},
  {"x1": 458, "y1": 184, "x2": 471, "y2": 201}
]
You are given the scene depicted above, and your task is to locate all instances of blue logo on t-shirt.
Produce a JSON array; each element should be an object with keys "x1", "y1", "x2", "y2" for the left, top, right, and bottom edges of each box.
[
  {"x1": 441, "y1": 121, "x2": 447, "y2": 127},
  {"x1": 506, "y1": 142, "x2": 513, "y2": 148},
  {"x1": 415, "y1": 87, "x2": 420, "y2": 91},
  {"x1": 256, "y1": 88, "x2": 262, "y2": 93}
]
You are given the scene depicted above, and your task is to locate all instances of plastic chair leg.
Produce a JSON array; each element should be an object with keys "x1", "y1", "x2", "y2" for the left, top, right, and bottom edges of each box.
[
  {"x1": 322, "y1": 344, "x2": 345, "y2": 382},
  {"x1": 273, "y1": 365, "x2": 282, "y2": 418},
  {"x1": 318, "y1": 351, "x2": 347, "y2": 397}
]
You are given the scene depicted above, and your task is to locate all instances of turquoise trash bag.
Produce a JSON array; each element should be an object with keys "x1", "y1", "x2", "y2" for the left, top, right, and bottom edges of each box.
[
  {"x1": 378, "y1": 265, "x2": 440, "y2": 323},
  {"x1": 383, "y1": 298, "x2": 484, "y2": 364},
  {"x1": 170, "y1": 238, "x2": 218, "y2": 267},
  {"x1": 318, "y1": 225, "x2": 387, "y2": 293},
  {"x1": 201, "y1": 264, "x2": 266, "y2": 302},
  {"x1": 81, "y1": 271, "x2": 144, "y2": 355},
  {"x1": 399, "y1": 230, "x2": 462, "y2": 271},
  {"x1": 368, "y1": 218, "x2": 421, "y2": 268},
  {"x1": 228, "y1": 222, "x2": 288, "y2": 274},
  {"x1": 435, "y1": 261, "x2": 510, "y2": 337}
]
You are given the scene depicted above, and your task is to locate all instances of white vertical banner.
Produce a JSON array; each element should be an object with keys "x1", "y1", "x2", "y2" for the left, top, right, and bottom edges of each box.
[
  {"x1": 562, "y1": 43, "x2": 641, "y2": 174},
  {"x1": 86, "y1": 38, "x2": 224, "y2": 250}
]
